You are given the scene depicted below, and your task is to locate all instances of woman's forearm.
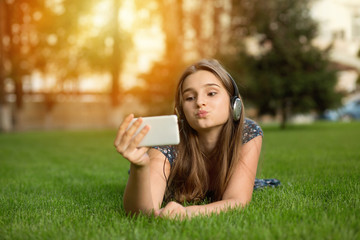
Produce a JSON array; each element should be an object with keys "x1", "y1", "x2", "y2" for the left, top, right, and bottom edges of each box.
[
  {"x1": 156, "y1": 199, "x2": 248, "y2": 219},
  {"x1": 185, "y1": 199, "x2": 247, "y2": 217},
  {"x1": 123, "y1": 163, "x2": 155, "y2": 215}
]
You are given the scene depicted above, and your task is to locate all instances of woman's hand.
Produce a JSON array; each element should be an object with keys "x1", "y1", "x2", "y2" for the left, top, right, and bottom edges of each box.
[
  {"x1": 114, "y1": 114, "x2": 151, "y2": 167},
  {"x1": 155, "y1": 201, "x2": 192, "y2": 220}
]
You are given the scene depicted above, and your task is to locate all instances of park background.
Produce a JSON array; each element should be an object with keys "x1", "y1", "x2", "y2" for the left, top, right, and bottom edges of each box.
[
  {"x1": 0, "y1": 0, "x2": 360, "y2": 131},
  {"x1": 1, "y1": 1, "x2": 360, "y2": 239}
]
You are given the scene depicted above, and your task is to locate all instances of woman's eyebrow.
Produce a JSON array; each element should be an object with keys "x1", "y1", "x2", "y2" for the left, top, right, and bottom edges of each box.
[{"x1": 182, "y1": 83, "x2": 221, "y2": 94}]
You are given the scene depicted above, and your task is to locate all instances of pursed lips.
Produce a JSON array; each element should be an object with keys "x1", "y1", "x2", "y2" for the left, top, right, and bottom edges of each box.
[{"x1": 196, "y1": 110, "x2": 208, "y2": 118}]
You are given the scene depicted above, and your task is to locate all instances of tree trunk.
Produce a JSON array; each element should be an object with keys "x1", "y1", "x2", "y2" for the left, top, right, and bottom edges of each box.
[
  {"x1": 14, "y1": 77, "x2": 23, "y2": 109},
  {"x1": 212, "y1": 0, "x2": 223, "y2": 56},
  {"x1": 111, "y1": 0, "x2": 121, "y2": 107},
  {"x1": 280, "y1": 98, "x2": 291, "y2": 129},
  {"x1": 0, "y1": 0, "x2": 6, "y2": 107},
  {"x1": 280, "y1": 105, "x2": 287, "y2": 129},
  {"x1": 0, "y1": 0, "x2": 12, "y2": 132},
  {"x1": 160, "y1": 0, "x2": 184, "y2": 61}
]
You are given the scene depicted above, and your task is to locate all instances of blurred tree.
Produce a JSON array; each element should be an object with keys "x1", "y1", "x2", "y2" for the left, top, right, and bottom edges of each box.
[
  {"x1": 128, "y1": 0, "x2": 186, "y2": 115},
  {"x1": 0, "y1": 0, "x2": 6, "y2": 106},
  {"x1": 111, "y1": 0, "x2": 122, "y2": 106},
  {"x1": 34, "y1": 0, "x2": 131, "y2": 106},
  {"x1": 0, "y1": 0, "x2": 126, "y2": 107},
  {"x1": 33, "y1": 0, "x2": 96, "y2": 93},
  {"x1": 357, "y1": 47, "x2": 360, "y2": 88},
  {"x1": 2, "y1": 0, "x2": 42, "y2": 109},
  {"x1": 189, "y1": 0, "x2": 228, "y2": 58},
  {"x1": 0, "y1": 0, "x2": 50, "y2": 131},
  {"x1": 0, "y1": 0, "x2": 8, "y2": 131},
  {"x1": 0, "y1": 0, "x2": 131, "y2": 131},
  {"x1": 131, "y1": 0, "x2": 234, "y2": 115},
  {"x1": 229, "y1": 0, "x2": 341, "y2": 128}
]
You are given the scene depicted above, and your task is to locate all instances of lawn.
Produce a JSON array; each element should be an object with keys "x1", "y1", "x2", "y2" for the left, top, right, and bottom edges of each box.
[{"x1": 0, "y1": 121, "x2": 359, "y2": 240}]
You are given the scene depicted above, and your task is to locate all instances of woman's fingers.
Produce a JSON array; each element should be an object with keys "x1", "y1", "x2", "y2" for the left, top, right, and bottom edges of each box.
[
  {"x1": 122, "y1": 118, "x2": 143, "y2": 144},
  {"x1": 115, "y1": 117, "x2": 146, "y2": 152},
  {"x1": 120, "y1": 129, "x2": 150, "y2": 163},
  {"x1": 154, "y1": 209, "x2": 162, "y2": 217},
  {"x1": 114, "y1": 114, "x2": 134, "y2": 147},
  {"x1": 128, "y1": 125, "x2": 150, "y2": 149},
  {"x1": 113, "y1": 114, "x2": 152, "y2": 166},
  {"x1": 156, "y1": 201, "x2": 188, "y2": 219},
  {"x1": 133, "y1": 147, "x2": 150, "y2": 161}
]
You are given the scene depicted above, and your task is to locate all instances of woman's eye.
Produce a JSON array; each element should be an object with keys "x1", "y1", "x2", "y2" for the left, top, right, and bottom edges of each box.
[
  {"x1": 208, "y1": 92, "x2": 217, "y2": 96},
  {"x1": 185, "y1": 96, "x2": 195, "y2": 101}
]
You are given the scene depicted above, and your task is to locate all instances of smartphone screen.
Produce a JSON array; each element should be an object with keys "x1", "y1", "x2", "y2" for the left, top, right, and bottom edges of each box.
[{"x1": 130, "y1": 115, "x2": 180, "y2": 147}]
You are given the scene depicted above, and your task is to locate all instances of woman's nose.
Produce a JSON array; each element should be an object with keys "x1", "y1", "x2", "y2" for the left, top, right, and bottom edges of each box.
[{"x1": 196, "y1": 95, "x2": 206, "y2": 107}]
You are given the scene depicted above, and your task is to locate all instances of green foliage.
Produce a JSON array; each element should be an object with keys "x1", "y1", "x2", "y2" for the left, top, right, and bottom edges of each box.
[
  {"x1": 0, "y1": 122, "x2": 359, "y2": 239},
  {"x1": 229, "y1": 0, "x2": 342, "y2": 127},
  {"x1": 245, "y1": 46, "x2": 341, "y2": 114},
  {"x1": 137, "y1": 0, "x2": 342, "y2": 126}
]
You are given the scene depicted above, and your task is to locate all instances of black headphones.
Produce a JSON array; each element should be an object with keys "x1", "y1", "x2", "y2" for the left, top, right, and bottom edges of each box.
[{"x1": 228, "y1": 73, "x2": 242, "y2": 121}]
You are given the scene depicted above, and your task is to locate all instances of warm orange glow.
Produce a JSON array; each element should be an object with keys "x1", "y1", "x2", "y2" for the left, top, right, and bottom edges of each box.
[
  {"x1": 32, "y1": 0, "x2": 165, "y2": 92},
  {"x1": 86, "y1": 0, "x2": 164, "y2": 90},
  {"x1": 92, "y1": 1, "x2": 111, "y2": 28},
  {"x1": 119, "y1": 0, "x2": 135, "y2": 31}
]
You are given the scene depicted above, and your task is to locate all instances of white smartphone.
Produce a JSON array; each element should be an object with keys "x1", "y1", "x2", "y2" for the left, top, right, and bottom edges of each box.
[{"x1": 129, "y1": 115, "x2": 180, "y2": 147}]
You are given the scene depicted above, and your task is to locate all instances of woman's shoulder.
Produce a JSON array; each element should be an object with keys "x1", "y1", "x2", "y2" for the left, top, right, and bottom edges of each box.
[
  {"x1": 242, "y1": 118, "x2": 263, "y2": 144},
  {"x1": 152, "y1": 145, "x2": 177, "y2": 165}
]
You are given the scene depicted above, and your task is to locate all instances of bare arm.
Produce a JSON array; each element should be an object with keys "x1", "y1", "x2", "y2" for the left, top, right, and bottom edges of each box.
[
  {"x1": 156, "y1": 135, "x2": 262, "y2": 219},
  {"x1": 114, "y1": 114, "x2": 169, "y2": 215},
  {"x1": 123, "y1": 148, "x2": 169, "y2": 215}
]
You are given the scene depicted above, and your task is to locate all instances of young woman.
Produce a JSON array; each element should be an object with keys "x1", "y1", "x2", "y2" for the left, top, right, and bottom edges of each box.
[{"x1": 114, "y1": 59, "x2": 271, "y2": 219}]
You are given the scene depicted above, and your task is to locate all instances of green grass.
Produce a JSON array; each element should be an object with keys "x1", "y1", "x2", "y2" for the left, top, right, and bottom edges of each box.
[{"x1": 0, "y1": 121, "x2": 359, "y2": 240}]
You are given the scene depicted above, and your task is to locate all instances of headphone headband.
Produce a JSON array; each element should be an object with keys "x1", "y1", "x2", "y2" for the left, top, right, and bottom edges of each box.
[{"x1": 227, "y1": 73, "x2": 240, "y2": 98}]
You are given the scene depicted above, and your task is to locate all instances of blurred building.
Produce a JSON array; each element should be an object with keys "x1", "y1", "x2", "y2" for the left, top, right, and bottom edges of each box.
[{"x1": 311, "y1": 0, "x2": 360, "y2": 95}]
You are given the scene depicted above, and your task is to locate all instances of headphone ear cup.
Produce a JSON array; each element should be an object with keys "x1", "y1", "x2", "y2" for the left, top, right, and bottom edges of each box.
[
  {"x1": 227, "y1": 72, "x2": 242, "y2": 121},
  {"x1": 231, "y1": 97, "x2": 242, "y2": 121}
]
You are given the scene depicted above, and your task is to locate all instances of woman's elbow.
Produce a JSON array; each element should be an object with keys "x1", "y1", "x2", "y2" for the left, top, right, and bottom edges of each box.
[
  {"x1": 227, "y1": 196, "x2": 252, "y2": 208},
  {"x1": 123, "y1": 202, "x2": 156, "y2": 216}
]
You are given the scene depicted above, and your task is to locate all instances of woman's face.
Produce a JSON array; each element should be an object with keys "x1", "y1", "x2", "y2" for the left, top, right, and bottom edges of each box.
[{"x1": 181, "y1": 70, "x2": 230, "y2": 133}]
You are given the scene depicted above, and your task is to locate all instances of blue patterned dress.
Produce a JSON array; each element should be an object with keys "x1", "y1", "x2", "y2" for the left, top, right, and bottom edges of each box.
[{"x1": 153, "y1": 119, "x2": 280, "y2": 190}]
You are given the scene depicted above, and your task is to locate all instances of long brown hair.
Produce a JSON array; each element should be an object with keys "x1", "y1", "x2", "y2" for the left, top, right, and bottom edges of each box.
[{"x1": 166, "y1": 59, "x2": 245, "y2": 203}]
